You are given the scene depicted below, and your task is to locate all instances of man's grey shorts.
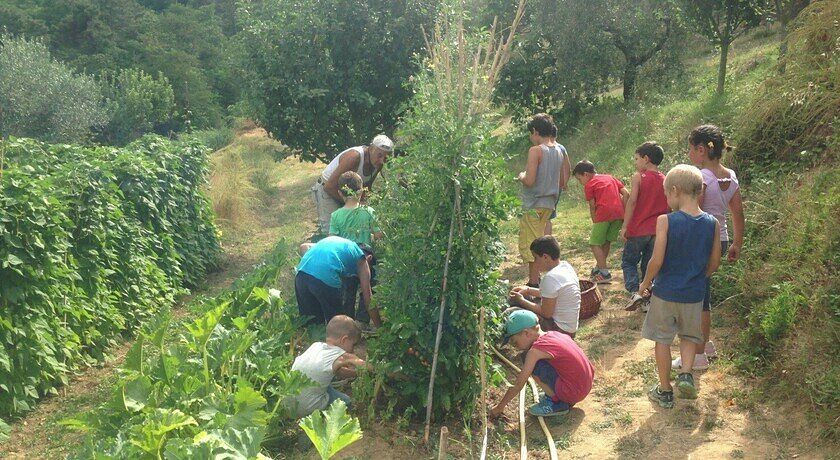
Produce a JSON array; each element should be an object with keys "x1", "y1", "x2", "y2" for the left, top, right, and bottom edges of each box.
[{"x1": 642, "y1": 295, "x2": 704, "y2": 345}]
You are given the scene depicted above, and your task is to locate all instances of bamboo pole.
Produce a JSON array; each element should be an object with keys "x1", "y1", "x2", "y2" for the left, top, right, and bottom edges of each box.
[{"x1": 423, "y1": 184, "x2": 461, "y2": 444}]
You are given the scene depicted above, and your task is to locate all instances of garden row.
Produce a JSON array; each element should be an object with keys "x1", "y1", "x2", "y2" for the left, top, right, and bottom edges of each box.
[
  {"x1": 0, "y1": 136, "x2": 220, "y2": 419},
  {"x1": 65, "y1": 242, "x2": 318, "y2": 458}
]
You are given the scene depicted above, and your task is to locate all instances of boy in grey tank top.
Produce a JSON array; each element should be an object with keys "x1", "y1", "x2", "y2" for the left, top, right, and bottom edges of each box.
[{"x1": 518, "y1": 114, "x2": 563, "y2": 286}]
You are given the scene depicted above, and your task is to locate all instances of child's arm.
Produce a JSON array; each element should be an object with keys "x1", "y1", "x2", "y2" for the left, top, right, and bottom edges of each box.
[
  {"x1": 489, "y1": 348, "x2": 553, "y2": 419},
  {"x1": 707, "y1": 220, "x2": 722, "y2": 276},
  {"x1": 728, "y1": 189, "x2": 745, "y2": 262},
  {"x1": 620, "y1": 173, "x2": 641, "y2": 241},
  {"x1": 639, "y1": 214, "x2": 669, "y2": 296},
  {"x1": 620, "y1": 186, "x2": 630, "y2": 205},
  {"x1": 333, "y1": 353, "x2": 367, "y2": 379},
  {"x1": 561, "y1": 151, "x2": 572, "y2": 190},
  {"x1": 588, "y1": 198, "x2": 597, "y2": 222},
  {"x1": 508, "y1": 291, "x2": 556, "y2": 319},
  {"x1": 518, "y1": 146, "x2": 542, "y2": 187},
  {"x1": 357, "y1": 257, "x2": 381, "y2": 326}
]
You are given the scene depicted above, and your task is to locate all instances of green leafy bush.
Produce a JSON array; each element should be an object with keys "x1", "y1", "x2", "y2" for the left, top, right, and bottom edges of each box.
[
  {"x1": 0, "y1": 34, "x2": 107, "y2": 143},
  {"x1": 757, "y1": 283, "x2": 804, "y2": 346},
  {"x1": 0, "y1": 135, "x2": 220, "y2": 419},
  {"x1": 68, "y1": 242, "x2": 321, "y2": 458},
  {"x1": 361, "y1": 6, "x2": 518, "y2": 420},
  {"x1": 99, "y1": 68, "x2": 176, "y2": 145}
]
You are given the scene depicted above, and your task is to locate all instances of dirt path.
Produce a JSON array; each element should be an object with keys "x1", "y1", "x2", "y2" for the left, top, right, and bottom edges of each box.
[
  {"x1": 340, "y1": 203, "x2": 832, "y2": 459},
  {"x1": 0, "y1": 148, "x2": 323, "y2": 459}
]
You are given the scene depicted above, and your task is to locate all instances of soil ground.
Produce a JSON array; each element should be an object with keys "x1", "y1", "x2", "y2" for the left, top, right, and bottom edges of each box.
[
  {"x1": 333, "y1": 201, "x2": 835, "y2": 459},
  {"x1": 2, "y1": 130, "x2": 834, "y2": 459}
]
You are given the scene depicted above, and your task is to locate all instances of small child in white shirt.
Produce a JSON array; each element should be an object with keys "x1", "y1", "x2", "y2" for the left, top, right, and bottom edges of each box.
[{"x1": 290, "y1": 315, "x2": 366, "y2": 417}]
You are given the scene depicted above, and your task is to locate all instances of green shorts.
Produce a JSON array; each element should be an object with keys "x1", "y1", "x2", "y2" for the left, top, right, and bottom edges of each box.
[{"x1": 589, "y1": 220, "x2": 622, "y2": 246}]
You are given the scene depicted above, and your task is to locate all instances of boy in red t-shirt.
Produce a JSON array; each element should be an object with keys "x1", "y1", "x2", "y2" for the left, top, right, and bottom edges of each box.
[
  {"x1": 573, "y1": 161, "x2": 629, "y2": 284},
  {"x1": 620, "y1": 142, "x2": 670, "y2": 312},
  {"x1": 490, "y1": 310, "x2": 594, "y2": 418}
]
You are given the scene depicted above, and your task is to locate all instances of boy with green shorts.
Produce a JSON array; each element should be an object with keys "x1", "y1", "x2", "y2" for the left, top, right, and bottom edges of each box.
[{"x1": 573, "y1": 161, "x2": 628, "y2": 283}]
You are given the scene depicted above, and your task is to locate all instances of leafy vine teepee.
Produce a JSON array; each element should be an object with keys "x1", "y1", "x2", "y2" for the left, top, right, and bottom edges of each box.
[{"x1": 362, "y1": 0, "x2": 526, "y2": 431}]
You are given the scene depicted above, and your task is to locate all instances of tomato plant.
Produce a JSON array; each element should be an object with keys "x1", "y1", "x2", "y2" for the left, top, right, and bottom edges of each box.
[{"x1": 361, "y1": 8, "x2": 519, "y2": 421}]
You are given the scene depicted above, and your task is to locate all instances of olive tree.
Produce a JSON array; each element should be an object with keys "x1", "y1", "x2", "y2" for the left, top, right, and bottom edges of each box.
[
  {"x1": 0, "y1": 35, "x2": 107, "y2": 143},
  {"x1": 681, "y1": 0, "x2": 767, "y2": 94},
  {"x1": 237, "y1": 0, "x2": 439, "y2": 162}
]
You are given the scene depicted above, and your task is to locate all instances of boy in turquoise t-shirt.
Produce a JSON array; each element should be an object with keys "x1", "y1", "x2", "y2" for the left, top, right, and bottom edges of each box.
[{"x1": 329, "y1": 171, "x2": 382, "y2": 246}]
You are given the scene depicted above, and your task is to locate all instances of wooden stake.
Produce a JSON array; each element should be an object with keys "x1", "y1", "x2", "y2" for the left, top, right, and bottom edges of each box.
[
  {"x1": 423, "y1": 184, "x2": 461, "y2": 444},
  {"x1": 437, "y1": 426, "x2": 449, "y2": 460}
]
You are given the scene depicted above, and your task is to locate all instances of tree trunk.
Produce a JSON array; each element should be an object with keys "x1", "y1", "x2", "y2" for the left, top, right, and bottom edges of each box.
[
  {"x1": 623, "y1": 63, "x2": 638, "y2": 101},
  {"x1": 717, "y1": 39, "x2": 730, "y2": 95}
]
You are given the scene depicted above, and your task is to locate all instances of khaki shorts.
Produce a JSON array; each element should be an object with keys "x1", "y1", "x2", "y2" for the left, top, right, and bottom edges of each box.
[
  {"x1": 311, "y1": 181, "x2": 341, "y2": 235},
  {"x1": 641, "y1": 295, "x2": 703, "y2": 345},
  {"x1": 518, "y1": 208, "x2": 553, "y2": 263}
]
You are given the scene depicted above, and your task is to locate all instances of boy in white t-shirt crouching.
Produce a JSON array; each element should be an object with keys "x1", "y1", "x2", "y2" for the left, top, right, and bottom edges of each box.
[
  {"x1": 289, "y1": 315, "x2": 366, "y2": 418},
  {"x1": 509, "y1": 236, "x2": 582, "y2": 338}
]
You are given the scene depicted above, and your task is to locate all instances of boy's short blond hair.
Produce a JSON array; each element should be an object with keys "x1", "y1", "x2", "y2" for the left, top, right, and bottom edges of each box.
[
  {"x1": 664, "y1": 164, "x2": 704, "y2": 197},
  {"x1": 326, "y1": 315, "x2": 361, "y2": 342}
]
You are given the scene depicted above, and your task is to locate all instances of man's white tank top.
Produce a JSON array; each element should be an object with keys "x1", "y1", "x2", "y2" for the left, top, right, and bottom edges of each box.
[{"x1": 320, "y1": 146, "x2": 372, "y2": 183}]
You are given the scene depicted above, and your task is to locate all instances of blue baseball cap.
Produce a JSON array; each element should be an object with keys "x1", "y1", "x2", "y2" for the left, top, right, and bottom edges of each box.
[{"x1": 502, "y1": 310, "x2": 539, "y2": 344}]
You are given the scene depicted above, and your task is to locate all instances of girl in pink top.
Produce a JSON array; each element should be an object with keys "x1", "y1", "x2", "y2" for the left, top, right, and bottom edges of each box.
[{"x1": 683, "y1": 124, "x2": 746, "y2": 371}]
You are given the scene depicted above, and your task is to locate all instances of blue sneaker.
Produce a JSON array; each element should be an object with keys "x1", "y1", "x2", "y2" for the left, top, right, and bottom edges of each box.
[{"x1": 528, "y1": 397, "x2": 570, "y2": 417}]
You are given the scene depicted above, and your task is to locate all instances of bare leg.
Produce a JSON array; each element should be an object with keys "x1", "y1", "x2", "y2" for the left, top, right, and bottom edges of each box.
[
  {"x1": 545, "y1": 219, "x2": 553, "y2": 236},
  {"x1": 680, "y1": 340, "x2": 698, "y2": 374},
  {"x1": 696, "y1": 311, "x2": 711, "y2": 354},
  {"x1": 591, "y1": 245, "x2": 607, "y2": 270},
  {"x1": 601, "y1": 242, "x2": 612, "y2": 269},
  {"x1": 531, "y1": 375, "x2": 556, "y2": 399},
  {"x1": 654, "y1": 342, "x2": 673, "y2": 391}
]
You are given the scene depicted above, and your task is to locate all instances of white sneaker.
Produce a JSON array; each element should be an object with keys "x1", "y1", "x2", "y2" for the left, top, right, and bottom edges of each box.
[
  {"x1": 624, "y1": 292, "x2": 647, "y2": 311},
  {"x1": 705, "y1": 341, "x2": 717, "y2": 359},
  {"x1": 641, "y1": 300, "x2": 649, "y2": 312},
  {"x1": 672, "y1": 354, "x2": 710, "y2": 371}
]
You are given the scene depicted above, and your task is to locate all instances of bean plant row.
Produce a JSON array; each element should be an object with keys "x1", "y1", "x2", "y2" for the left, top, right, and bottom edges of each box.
[{"x1": 0, "y1": 136, "x2": 220, "y2": 419}]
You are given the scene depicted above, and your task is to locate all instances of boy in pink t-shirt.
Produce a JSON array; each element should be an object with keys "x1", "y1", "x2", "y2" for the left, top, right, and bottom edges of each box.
[
  {"x1": 573, "y1": 160, "x2": 629, "y2": 284},
  {"x1": 489, "y1": 310, "x2": 594, "y2": 418}
]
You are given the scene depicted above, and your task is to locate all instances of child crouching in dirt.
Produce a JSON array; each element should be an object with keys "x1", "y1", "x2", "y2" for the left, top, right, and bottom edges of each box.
[
  {"x1": 490, "y1": 310, "x2": 594, "y2": 418},
  {"x1": 289, "y1": 315, "x2": 366, "y2": 418},
  {"x1": 639, "y1": 165, "x2": 721, "y2": 409},
  {"x1": 508, "y1": 236, "x2": 581, "y2": 338}
]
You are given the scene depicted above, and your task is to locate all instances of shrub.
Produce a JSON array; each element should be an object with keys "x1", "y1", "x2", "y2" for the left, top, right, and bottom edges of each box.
[
  {"x1": 99, "y1": 68, "x2": 176, "y2": 145},
  {"x1": 0, "y1": 35, "x2": 107, "y2": 143},
  {"x1": 360, "y1": 4, "x2": 522, "y2": 423},
  {"x1": 0, "y1": 135, "x2": 220, "y2": 419},
  {"x1": 733, "y1": 1, "x2": 839, "y2": 175}
]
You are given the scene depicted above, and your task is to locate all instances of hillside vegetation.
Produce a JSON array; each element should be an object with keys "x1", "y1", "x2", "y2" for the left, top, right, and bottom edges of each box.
[{"x1": 550, "y1": 2, "x2": 838, "y2": 439}]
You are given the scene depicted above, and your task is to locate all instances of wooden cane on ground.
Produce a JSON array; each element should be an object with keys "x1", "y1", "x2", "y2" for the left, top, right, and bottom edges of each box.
[{"x1": 490, "y1": 345, "x2": 559, "y2": 460}]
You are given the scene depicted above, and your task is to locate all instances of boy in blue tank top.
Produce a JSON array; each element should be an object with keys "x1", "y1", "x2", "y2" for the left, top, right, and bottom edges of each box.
[{"x1": 638, "y1": 165, "x2": 721, "y2": 408}]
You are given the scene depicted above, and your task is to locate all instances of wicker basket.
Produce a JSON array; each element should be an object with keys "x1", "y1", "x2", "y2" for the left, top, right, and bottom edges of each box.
[{"x1": 579, "y1": 279, "x2": 602, "y2": 320}]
